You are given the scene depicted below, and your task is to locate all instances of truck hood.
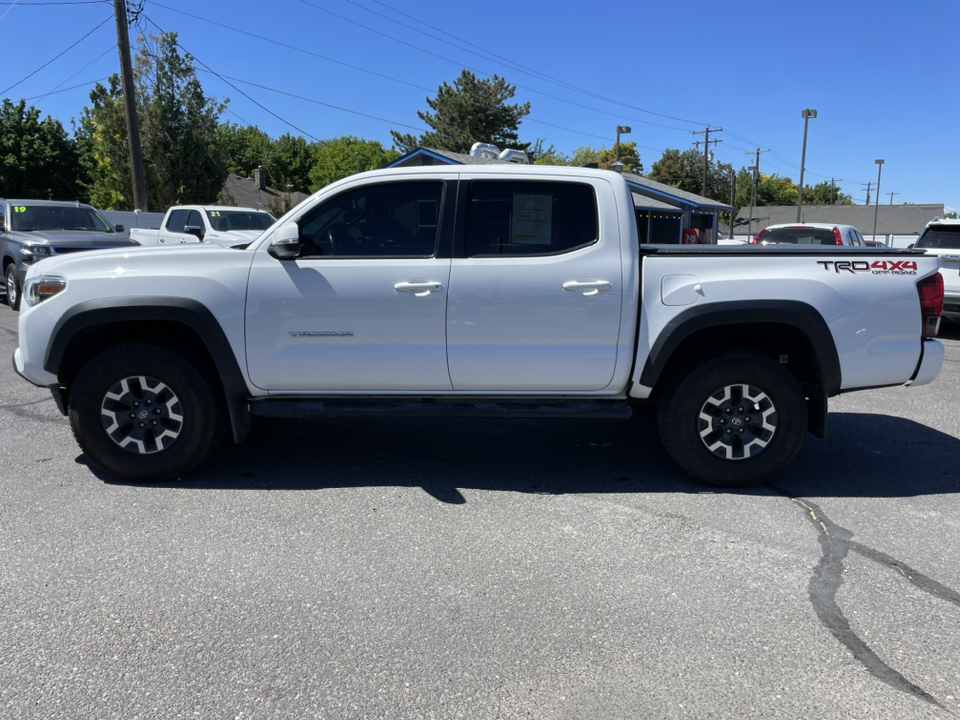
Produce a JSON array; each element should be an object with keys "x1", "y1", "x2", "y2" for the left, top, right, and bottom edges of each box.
[{"x1": 6, "y1": 229, "x2": 139, "y2": 248}]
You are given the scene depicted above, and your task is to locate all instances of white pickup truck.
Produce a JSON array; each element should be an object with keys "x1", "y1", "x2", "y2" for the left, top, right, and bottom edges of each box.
[
  {"x1": 129, "y1": 204, "x2": 274, "y2": 247},
  {"x1": 12, "y1": 165, "x2": 946, "y2": 487}
]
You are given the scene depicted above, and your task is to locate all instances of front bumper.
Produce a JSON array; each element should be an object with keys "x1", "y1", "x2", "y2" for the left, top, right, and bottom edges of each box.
[{"x1": 909, "y1": 339, "x2": 945, "y2": 387}]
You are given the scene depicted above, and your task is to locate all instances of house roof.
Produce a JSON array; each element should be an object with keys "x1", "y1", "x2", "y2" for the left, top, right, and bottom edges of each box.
[
  {"x1": 219, "y1": 173, "x2": 310, "y2": 210},
  {"x1": 622, "y1": 172, "x2": 733, "y2": 212},
  {"x1": 731, "y1": 204, "x2": 946, "y2": 237},
  {"x1": 386, "y1": 147, "x2": 730, "y2": 212}
]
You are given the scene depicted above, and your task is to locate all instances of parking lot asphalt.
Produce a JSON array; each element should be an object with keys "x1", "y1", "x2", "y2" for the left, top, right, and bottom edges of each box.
[{"x1": 1, "y1": 303, "x2": 958, "y2": 719}]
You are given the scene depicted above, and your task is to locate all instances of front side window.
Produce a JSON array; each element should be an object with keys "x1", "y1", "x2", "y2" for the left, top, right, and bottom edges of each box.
[
  {"x1": 916, "y1": 225, "x2": 960, "y2": 249},
  {"x1": 10, "y1": 204, "x2": 114, "y2": 232},
  {"x1": 297, "y1": 181, "x2": 443, "y2": 258},
  {"x1": 465, "y1": 181, "x2": 598, "y2": 257},
  {"x1": 166, "y1": 209, "x2": 189, "y2": 233}
]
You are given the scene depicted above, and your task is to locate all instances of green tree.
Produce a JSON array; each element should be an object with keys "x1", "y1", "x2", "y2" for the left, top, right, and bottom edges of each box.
[
  {"x1": 391, "y1": 70, "x2": 531, "y2": 154},
  {"x1": 264, "y1": 133, "x2": 315, "y2": 193},
  {"x1": 0, "y1": 99, "x2": 83, "y2": 200},
  {"x1": 308, "y1": 136, "x2": 399, "y2": 191},
  {"x1": 648, "y1": 148, "x2": 732, "y2": 203},
  {"x1": 217, "y1": 122, "x2": 271, "y2": 177},
  {"x1": 529, "y1": 139, "x2": 568, "y2": 166},
  {"x1": 812, "y1": 180, "x2": 853, "y2": 205},
  {"x1": 757, "y1": 173, "x2": 799, "y2": 206},
  {"x1": 78, "y1": 32, "x2": 227, "y2": 210},
  {"x1": 566, "y1": 142, "x2": 643, "y2": 174}
]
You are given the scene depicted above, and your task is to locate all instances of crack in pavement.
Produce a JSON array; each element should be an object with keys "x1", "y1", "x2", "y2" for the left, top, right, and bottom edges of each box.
[
  {"x1": 0, "y1": 397, "x2": 68, "y2": 425},
  {"x1": 782, "y1": 494, "x2": 959, "y2": 710}
]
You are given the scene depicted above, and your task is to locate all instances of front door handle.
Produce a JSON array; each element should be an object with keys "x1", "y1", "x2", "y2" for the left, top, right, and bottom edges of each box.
[
  {"x1": 394, "y1": 280, "x2": 444, "y2": 297},
  {"x1": 562, "y1": 279, "x2": 611, "y2": 296}
]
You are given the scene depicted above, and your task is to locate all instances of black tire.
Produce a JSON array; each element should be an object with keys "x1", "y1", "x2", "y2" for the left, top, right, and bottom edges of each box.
[
  {"x1": 657, "y1": 351, "x2": 807, "y2": 487},
  {"x1": 5, "y1": 262, "x2": 21, "y2": 311},
  {"x1": 69, "y1": 343, "x2": 222, "y2": 481}
]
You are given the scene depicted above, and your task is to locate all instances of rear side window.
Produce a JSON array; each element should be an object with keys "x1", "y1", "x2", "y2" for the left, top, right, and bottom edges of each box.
[
  {"x1": 465, "y1": 181, "x2": 598, "y2": 257},
  {"x1": 916, "y1": 225, "x2": 960, "y2": 249},
  {"x1": 761, "y1": 227, "x2": 837, "y2": 245},
  {"x1": 166, "y1": 209, "x2": 189, "y2": 233}
]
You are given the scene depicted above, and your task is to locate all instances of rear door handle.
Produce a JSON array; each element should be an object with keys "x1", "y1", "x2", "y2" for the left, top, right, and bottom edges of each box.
[
  {"x1": 562, "y1": 279, "x2": 611, "y2": 296},
  {"x1": 394, "y1": 280, "x2": 444, "y2": 297}
]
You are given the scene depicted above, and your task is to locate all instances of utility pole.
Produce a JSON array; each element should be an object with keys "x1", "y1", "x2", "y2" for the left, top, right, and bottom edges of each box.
[
  {"x1": 830, "y1": 178, "x2": 840, "y2": 205},
  {"x1": 861, "y1": 181, "x2": 872, "y2": 206},
  {"x1": 693, "y1": 127, "x2": 722, "y2": 196},
  {"x1": 728, "y1": 170, "x2": 736, "y2": 239},
  {"x1": 887, "y1": 192, "x2": 899, "y2": 205},
  {"x1": 113, "y1": 0, "x2": 148, "y2": 211},
  {"x1": 747, "y1": 165, "x2": 758, "y2": 238}
]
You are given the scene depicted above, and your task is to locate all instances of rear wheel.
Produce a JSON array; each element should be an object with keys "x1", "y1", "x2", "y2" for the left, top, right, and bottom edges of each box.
[
  {"x1": 657, "y1": 351, "x2": 807, "y2": 487},
  {"x1": 5, "y1": 263, "x2": 21, "y2": 311},
  {"x1": 69, "y1": 343, "x2": 222, "y2": 481}
]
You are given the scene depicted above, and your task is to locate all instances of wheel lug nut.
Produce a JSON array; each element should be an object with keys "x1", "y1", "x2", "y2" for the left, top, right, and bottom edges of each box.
[
  {"x1": 152, "y1": 421, "x2": 158, "y2": 426},
  {"x1": 719, "y1": 419, "x2": 726, "y2": 425},
  {"x1": 738, "y1": 407, "x2": 743, "y2": 412},
  {"x1": 726, "y1": 429, "x2": 731, "y2": 434},
  {"x1": 134, "y1": 402, "x2": 139, "y2": 407},
  {"x1": 745, "y1": 417, "x2": 751, "y2": 422},
  {"x1": 139, "y1": 422, "x2": 145, "y2": 428},
  {"x1": 739, "y1": 428, "x2": 744, "y2": 433},
  {"x1": 130, "y1": 413, "x2": 135, "y2": 418}
]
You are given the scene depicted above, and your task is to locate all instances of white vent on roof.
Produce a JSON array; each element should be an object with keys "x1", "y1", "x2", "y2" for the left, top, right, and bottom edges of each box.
[
  {"x1": 499, "y1": 149, "x2": 529, "y2": 165},
  {"x1": 470, "y1": 142, "x2": 501, "y2": 160}
]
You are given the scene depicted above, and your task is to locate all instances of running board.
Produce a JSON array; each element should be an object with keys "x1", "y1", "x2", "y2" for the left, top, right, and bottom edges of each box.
[{"x1": 251, "y1": 399, "x2": 634, "y2": 420}]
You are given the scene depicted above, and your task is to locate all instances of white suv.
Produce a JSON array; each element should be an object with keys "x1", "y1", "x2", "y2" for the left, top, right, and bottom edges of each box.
[
  {"x1": 913, "y1": 218, "x2": 960, "y2": 323},
  {"x1": 752, "y1": 223, "x2": 868, "y2": 246}
]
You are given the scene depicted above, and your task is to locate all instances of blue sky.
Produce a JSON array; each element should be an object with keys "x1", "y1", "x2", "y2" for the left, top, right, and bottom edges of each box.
[{"x1": 2, "y1": 0, "x2": 958, "y2": 214}]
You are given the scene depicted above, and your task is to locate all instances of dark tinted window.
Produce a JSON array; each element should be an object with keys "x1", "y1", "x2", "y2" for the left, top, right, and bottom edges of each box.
[
  {"x1": 465, "y1": 181, "x2": 598, "y2": 256},
  {"x1": 9, "y1": 204, "x2": 114, "y2": 232},
  {"x1": 166, "y1": 209, "x2": 189, "y2": 233},
  {"x1": 185, "y1": 210, "x2": 204, "y2": 229},
  {"x1": 916, "y1": 225, "x2": 960, "y2": 249},
  {"x1": 760, "y1": 227, "x2": 838, "y2": 245},
  {"x1": 298, "y1": 181, "x2": 443, "y2": 258},
  {"x1": 206, "y1": 210, "x2": 274, "y2": 232}
]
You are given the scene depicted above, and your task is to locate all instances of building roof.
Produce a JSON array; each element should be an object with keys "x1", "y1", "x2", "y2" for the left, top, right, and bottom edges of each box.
[
  {"x1": 732, "y1": 204, "x2": 946, "y2": 237},
  {"x1": 622, "y1": 172, "x2": 733, "y2": 212},
  {"x1": 386, "y1": 147, "x2": 731, "y2": 213},
  {"x1": 219, "y1": 173, "x2": 310, "y2": 211}
]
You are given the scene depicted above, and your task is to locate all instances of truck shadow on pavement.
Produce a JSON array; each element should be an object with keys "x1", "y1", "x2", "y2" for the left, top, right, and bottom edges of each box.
[{"x1": 90, "y1": 409, "x2": 960, "y2": 500}]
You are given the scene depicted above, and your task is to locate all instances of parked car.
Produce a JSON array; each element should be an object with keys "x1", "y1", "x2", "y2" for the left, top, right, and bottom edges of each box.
[
  {"x1": 13, "y1": 165, "x2": 945, "y2": 489},
  {"x1": 913, "y1": 217, "x2": 960, "y2": 323},
  {"x1": 1, "y1": 199, "x2": 139, "y2": 310},
  {"x1": 752, "y1": 223, "x2": 868, "y2": 246},
  {"x1": 130, "y1": 205, "x2": 275, "y2": 248}
]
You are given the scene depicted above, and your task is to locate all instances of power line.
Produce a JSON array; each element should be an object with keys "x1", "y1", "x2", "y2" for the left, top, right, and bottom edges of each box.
[
  {"x1": 25, "y1": 76, "x2": 110, "y2": 100},
  {"x1": 0, "y1": 1, "x2": 110, "y2": 4},
  {"x1": 32, "y1": 43, "x2": 116, "y2": 103},
  {"x1": 0, "y1": 14, "x2": 112, "y2": 95}
]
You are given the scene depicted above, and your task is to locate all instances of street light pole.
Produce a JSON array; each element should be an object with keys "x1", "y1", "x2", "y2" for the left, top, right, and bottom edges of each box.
[
  {"x1": 797, "y1": 109, "x2": 817, "y2": 222},
  {"x1": 872, "y1": 159, "x2": 884, "y2": 242},
  {"x1": 615, "y1": 126, "x2": 631, "y2": 164}
]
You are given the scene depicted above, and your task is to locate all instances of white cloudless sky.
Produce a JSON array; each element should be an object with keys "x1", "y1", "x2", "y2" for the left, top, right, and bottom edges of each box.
[{"x1": 2, "y1": 0, "x2": 958, "y2": 214}]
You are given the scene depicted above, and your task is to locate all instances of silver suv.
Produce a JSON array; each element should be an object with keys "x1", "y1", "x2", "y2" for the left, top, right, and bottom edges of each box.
[
  {"x1": 913, "y1": 218, "x2": 960, "y2": 324},
  {"x1": 1, "y1": 200, "x2": 138, "y2": 310}
]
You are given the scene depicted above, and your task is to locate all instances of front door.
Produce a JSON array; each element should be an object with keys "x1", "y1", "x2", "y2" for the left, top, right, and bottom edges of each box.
[{"x1": 245, "y1": 179, "x2": 453, "y2": 392}]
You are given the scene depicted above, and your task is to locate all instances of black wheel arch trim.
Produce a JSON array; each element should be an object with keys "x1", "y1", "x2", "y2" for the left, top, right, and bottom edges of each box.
[
  {"x1": 44, "y1": 297, "x2": 251, "y2": 443},
  {"x1": 639, "y1": 300, "x2": 842, "y2": 398}
]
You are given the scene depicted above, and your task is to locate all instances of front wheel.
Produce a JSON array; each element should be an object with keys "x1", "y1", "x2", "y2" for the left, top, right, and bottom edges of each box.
[
  {"x1": 5, "y1": 263, "x2": 21, "y2": 311},
  {"x1": 69, "y1": 343, "x2": 223, "y2": 481},
  {"x1": 657, "y1": 351, "x2": 807, "y2": 487}
]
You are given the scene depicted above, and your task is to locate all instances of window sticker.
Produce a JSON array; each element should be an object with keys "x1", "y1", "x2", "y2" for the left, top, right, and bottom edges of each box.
[
  {"x1": 14, "y1": 206, "x2": 27, "y2": 213},
  {"x1": 210, "y1": 211, "x2": 220, "y2": 217},
  {"x1": 511, "y1": 193, "x2": 551, "y2": 244}
]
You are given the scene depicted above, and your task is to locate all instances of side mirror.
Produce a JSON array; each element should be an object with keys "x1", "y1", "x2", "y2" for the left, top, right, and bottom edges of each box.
[
  {"x1": 268, "y1": 222, "x2": 301, "y2": 260},
  {"x1": 907, "y1": 243, "x2": 915, "y2": 249},
  {"x1": 184, "y1": 225, "x2": 205, "y2": 240},
  {"x1": 114, "y1": 224, "x2": 125, "y2": 232}
]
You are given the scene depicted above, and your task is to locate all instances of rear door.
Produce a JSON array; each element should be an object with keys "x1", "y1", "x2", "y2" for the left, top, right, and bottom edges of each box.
[{"x1": 446, "y1": 176, "x2": 624, "y2": 392}]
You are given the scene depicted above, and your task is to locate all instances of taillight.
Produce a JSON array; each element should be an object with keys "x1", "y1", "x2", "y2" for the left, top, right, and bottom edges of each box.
[
  {"x1": 833, "y1": 227, "x2": 843, "y2": 245},
  {"x1": 917, "y1": 273, "x2": 944, "y2": 338},
  {"x1": 753, "y1": 229, "x2": 766, "y2": 245}
]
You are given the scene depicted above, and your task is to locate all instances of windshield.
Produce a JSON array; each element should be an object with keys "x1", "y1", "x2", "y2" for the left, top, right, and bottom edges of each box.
[
  {"x1": 759, "y1": 227, "x2": 837, "y2": 245},
  {"x1": 916, "y1": 226, "x2": 960, "y2": 250},
  {"x1": 205, "y1": 210, "x2": 275, "y2": 232},
  {"x1": 10, "y1": 204, "x2": 114, "y2": 232}
]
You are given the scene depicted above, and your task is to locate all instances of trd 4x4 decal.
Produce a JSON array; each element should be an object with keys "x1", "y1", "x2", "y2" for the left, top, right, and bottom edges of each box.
[{"x1": 817, "y1": 260, "x2": 918, "y2": 275}]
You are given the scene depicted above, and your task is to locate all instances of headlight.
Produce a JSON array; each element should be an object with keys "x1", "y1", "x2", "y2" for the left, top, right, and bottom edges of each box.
[
  {"x1": 20, "y1": 244, "x2": 53, "y2": 263},
  {"x1": 24, "y1": 275, "x2": 66, "y2": 307}
]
